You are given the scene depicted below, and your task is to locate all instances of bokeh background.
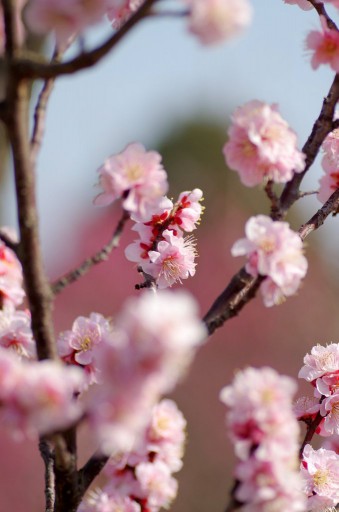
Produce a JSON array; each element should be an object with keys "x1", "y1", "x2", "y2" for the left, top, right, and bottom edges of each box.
[{"x1": 1, "y1": 1, "x2": 339, "y2": 511}]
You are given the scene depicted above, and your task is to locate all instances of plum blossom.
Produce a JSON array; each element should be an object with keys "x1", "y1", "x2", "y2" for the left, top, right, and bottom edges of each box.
[
  {"x1": 318, "y1": 128, "x2": 339, "y2": 204},
  {"x1": 231, "y1": 215, "x2": 307, "y2": 307},
  {"x1": 87, "y1": 291, "x2": 205, "y2": 454},
  {"x1": 0, "y1": 306, "x2": 35, "y2": 359},
  {"x1": 57, "y1": 312, "x2": 110, "y2": 386},
  {"x1": 0, "y1": 241, "x2": 25, "y2": 308},
  {"x1": 142, "y1": 230, "x2": 197, "y2": 288},
  {"x1": 107, "y1": 0, "x2": 143, "y2": 29},
  {"x1": 284, "y1": 0, "x2": 312, "y2": 9},
  {"x1": 293, "y1": 396, "x2": 320, "y2": 421},
  {"x1": 299, "y1": 343, "x2": 339, "y2": 383},
  {"x1": 81, "y1": 399, "x2": 186, "y2": 512},
  {"x1": 301, "y1": 444, "x2": 339, "y2": 511},
  {"x1": 320, "y1": 392, "x2": 339, "y2": 435},
  {"x1": 220, "y1": 367, "x2": 305, "y2": 511},
  {"x1": 184, "y1": 0, "x2": 252, "y2": 45},
  {"x1": 0, "y1": 347, "x2": 85, "y2": 438},
  {"x1": 94, "y1": 142, "x2": 168, "y2": 221},
  {"x1": 125, "y1": 189, "x2": 203, "y2": 288},
  {"x1": 306, "y1": 18, "x2": 339, "y2": 72},
  {"x1": 223, "y1": 100, "x2": 305, "y2": 187},
  {"x1": 25, "y1": 0, "x2": 111, "y2": 46}
]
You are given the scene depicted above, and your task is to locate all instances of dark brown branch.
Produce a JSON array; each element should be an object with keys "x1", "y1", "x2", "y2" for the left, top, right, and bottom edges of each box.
[
  {"x1": 307, "y1": 0, "x2": 338, "y2": 31},
  {"x1": 39, "y1": 437, "x2": 55, "y2": 512},
  {"x1": 78, "y1": 451, "x2": 110, "y2": 497},
  {"x1": 2, "y1": 0, "x2": 17, "y2": 56},
  {"x1": 52, "y1": 210, "x2": 130, "y2": 295},
  {"x1": 0, "y1": 230, "x2": 18, "y2": 253},
  {"x1": 299, "y1": 412, "x2": 323, "y2": 458},
  {"x1": 299, "y1": 186, "x2": 339, "y2": 239},
  {"x1": 203, "y1": 269, "x2": 263, "y2": 336},
  {"x1": 277, "y1": 73, "x2": 339, "y2": 219},
  {"x1": 12, "y1": 0, "x2": 157, "y2": 80}
]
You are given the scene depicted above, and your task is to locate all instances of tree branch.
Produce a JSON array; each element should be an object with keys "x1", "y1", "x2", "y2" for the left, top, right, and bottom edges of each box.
[
  {"x1": 78, "y1": 451, "x2": 110, "y2": 497},
  {"x1": 299, "y1": 411, "x2": 324, "y2": 458},
  {"x1": 307, "y1": 0, "x2": 338, "y2": 30},
  {"x1": 12, "y1": 0, "x2": 157, "y2": 80},
  {"x1": 52, "y1": 210, "x2": 130, "y2": 295},
  {"x1": 298, "y1": 187, "x2": 339, "y2": 239},
  {"x1": 39, "y1": 437, "x2": 55, "y2": 512},
  {"x1": 277, "y1": 73, "x2": 339, "y2": 219}
]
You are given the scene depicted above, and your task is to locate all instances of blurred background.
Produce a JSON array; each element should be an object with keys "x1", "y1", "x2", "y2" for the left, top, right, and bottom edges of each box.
[{"x1": 1, "y1": 1, "x2": 339, "y2": 511}]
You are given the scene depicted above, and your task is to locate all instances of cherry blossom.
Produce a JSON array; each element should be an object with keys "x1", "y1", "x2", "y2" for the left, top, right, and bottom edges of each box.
[
  {"x1": 293, "y1": 396, "x2": 320, "y2": 421},
  {"x1": 184, "y1": 0, "x2": 252, "y2": 45},
  {"x1": 169, "y1": 189, "x2": 204, "y2": 233},
  {"x1": 318, "y1": 128, "x2": 339, "y2": 204},
  {"x1": 306, "y1": 18, "x2": 339, "y2": 72},
  {"x1": 223, "y1": 100, "x2": 305, "y2": 186},
  {"x1": 94, "y1": 142, "x2": 168, "y2": 221},
  {"x1": 231, "y1": 215, "x2": 307, "y2": 307},
  {"x1": 78, "y1": 491, "x2": 141, "y2": 512},
  {"x1": 320, "y1": 392, "x2": 339, "y2": 435},
  {"x1": 0, "y1": 241, "x2": 25, "y2": 308},
  {"x1": 301, "y1": 444, "x2": 339, "y2": 511}
]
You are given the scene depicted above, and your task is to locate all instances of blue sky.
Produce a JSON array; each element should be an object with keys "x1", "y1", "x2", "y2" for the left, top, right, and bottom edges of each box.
[{"x1": 2, "y1": 0, "x2": 338, "y2": 266}]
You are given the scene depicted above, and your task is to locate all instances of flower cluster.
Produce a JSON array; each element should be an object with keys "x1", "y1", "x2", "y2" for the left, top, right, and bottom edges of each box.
[
  {"x1": 80, "y1": 399, "x2": 186, "y2": 512},
  {"x1": 0, "y1": 238, "x2": 25, "y2": 308},
  {"x1": 0, "y1": 307, "x2": 35, "y2": 359},
  {"x1": 306, "y1": 17, "x2": 339, "y2": 73},
  {"x1": 0, "y1": 346, "x2": 85, "y2": 438},
  {"x1": 220, "y1": 367, "x2": 305, "y2": 511},
  {"x1": 301, "y1": 444, "x2": 339, "y2": 511},
  {"x1": 184, "y1": 0, "x2": 253, "y2": 46},
  {"x1": 223, "y1": 100, "x2": 305, "y2": 187},
  {"x1": 296, "y1": 343, "x2": 339, "y2": 509},
  {"x1": 125, "y1": 189, "x2": 203, "y2": 288},
  {"x1": 80, "y1": 291, "x2": 206, "y2": 454},
  {"x1": 231, "y1": 215, "x2": 308, "y2": 306},
  {"x1": 317, "y1": 127, "x2": 339, "y2": 204}
]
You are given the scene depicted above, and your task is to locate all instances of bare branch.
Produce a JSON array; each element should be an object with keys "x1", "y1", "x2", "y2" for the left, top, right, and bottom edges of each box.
[
  {"x1": 307, "y1": 0, "x2": 338, "y2": 30},
  {"x1": 78, "y1": 451, "x2": 110, "y2": 497},
  {"x1": 52, "y1": 210, "x2": 130, "y2": 295},
  {"x1": 39, "y1": 437, "x2": 55, "y2": 512},
  {"x1": 277, "y1": 73, "x2": 339, "y2": 219},
  {"x1": 13, "y1": 0, "x2": 157, "y2": 80},
  {"x1": 299, "y1": 187, "x2": 339, "y2": 239}
]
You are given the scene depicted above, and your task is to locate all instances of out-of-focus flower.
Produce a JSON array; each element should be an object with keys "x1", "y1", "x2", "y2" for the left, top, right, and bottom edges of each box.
[
  {"x1": 284, "y1": 0, "x2": 312, "y2": 10},
  {"x1": 306, "y1": 17, "x2": 339, "y2": 72},
  {"x1": 184, "y1": 0, "x2": 252, "y2": 45}
]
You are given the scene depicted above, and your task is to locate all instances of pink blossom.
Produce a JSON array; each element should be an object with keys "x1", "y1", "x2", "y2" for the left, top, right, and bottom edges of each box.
[
  {"x1": 0, "y1": 307, "x2": 35, "y2": 359},
  {"x1": 57, "y1": 312, "x2": 110, "y2": 385},
  {"x1": 142, "y1": 230, "x2": 197, "y2": 288},
  {"x1": 220, "y1": 367, "x2": 305, "y2": 510},
  {"x1": 107, "y1": 0, "x2": 143, "y2": 29},
  {"x1": 320, "y1": 392, "x2": 339, "y2": 435},
  {"x1": 184, "y1": 0, "x2": 252, "y2": 45},
  {"x1": 94, "y1": 142, "x2": 168, "y2": 221},
  {"x1": 293, "y1": 396, "x2": 320, "y2": 421},
  {"x1": 25, "y1": 0, "x2": 110, "y2": 45},
  {"x1": 135, "y1": 461, "x2": 178, "y2": 510},
  {"x1": 284, "y1": 0, "x2": 312, "y2": 9},
  {"x1": 223, "y1": 100, "x2": 305, "y2": 186},
  {"x1": 79, "y1": 491, "x2": 141, "y2": 512},
  {"x1": 0, "y1": 242, "x2": 25, "y2": 307},
  {"x1": 88, "y1": 291, "x2": 205, "y2": 454},
  {"x1": 231, "y1": 215, "x2": 307, "y2": 307},
  {"x1": 306, "y1": 18, "x2": 339, "y2": 72},
  {"x1": 170, "y1": 188, "x2": 204, "y2": 232},
  {"x1": 301, "y1": 444, "x2": 339, "y2": 510},
  {"x1": 323, "y1": 434, "x2": 339, "y2": 454},
  {"x1": 299, "y1": 343, "x2": 339, "y2": 383},
  {"x1": 318, "y1": 128, "x2": 339, "y2": 203}
]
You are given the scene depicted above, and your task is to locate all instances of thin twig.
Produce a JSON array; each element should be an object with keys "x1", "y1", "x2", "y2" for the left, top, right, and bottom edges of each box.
[
  {"x1": 39, "y1": 437, "x2": 55, "y2": 512},
  {"x1": 12, "y1": 0, "x2": 157, "y2": 80},
  {"x1": 52, "y1": 210, "x2": 130, "y2": 295},
  {"x1": 298, "y1": 186, "x2": 339, "y2": 239}
]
